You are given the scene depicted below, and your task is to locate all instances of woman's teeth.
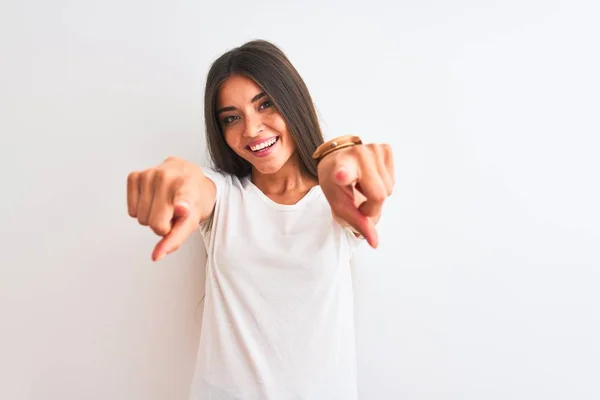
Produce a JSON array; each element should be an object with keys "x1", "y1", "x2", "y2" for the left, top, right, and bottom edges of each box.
[{"x1": 250, "y1": 137, "x2": 277, "y2": 152}]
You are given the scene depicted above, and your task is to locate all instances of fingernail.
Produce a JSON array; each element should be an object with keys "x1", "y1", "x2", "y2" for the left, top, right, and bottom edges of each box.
[
  {"x1": 176, "y1": 201, "x2": 191, "y2": 209},
  {"x1": 174, "y1": 202, "x2": 190, "y2": 217}
]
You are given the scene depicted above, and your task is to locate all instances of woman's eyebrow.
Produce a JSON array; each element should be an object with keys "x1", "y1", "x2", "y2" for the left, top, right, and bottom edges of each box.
[
  {"x1": 216, "y1": 92, "x2": 266, "y2": 116},
  {"x1": 251, "y1": 92, "x2": 266, "y2": 103}
]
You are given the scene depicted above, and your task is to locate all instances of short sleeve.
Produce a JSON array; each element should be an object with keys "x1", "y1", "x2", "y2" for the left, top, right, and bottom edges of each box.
[
  {"x1": 198, "y1": 166, "x2": 230, "y2": 235},
  {"x1": 202, "y1": 166, "x2": 229, "y2": 199},
  {"x1": 343, "y1": 226, "x2": 365, "y2": 253}
]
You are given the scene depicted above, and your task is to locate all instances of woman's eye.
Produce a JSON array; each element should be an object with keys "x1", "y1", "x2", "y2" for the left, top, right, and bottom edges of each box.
[
  {"x1": 222, "y1": 115, "x2": 238, "y2": 124},
  {"x1": 259, "y1": 100, "x2": 272, "y2": 110}
]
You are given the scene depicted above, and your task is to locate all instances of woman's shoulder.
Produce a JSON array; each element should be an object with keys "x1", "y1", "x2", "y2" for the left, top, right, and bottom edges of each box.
[
  {"x1": 201, "y1": 165, "x2": 229, "y2": 180},
  {"x1": 201, "y1": 166, "x2": 243, "y2": 187}
]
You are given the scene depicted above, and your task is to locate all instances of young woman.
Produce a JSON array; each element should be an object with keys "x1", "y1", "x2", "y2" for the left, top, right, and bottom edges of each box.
[{"x1": 127, "y1": 40, "x2": 394, "y2": 399}]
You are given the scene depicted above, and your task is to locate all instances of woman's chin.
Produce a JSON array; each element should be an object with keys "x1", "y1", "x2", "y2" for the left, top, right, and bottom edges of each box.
[
  {"x1": 245, "y1": 147, "x2": 297, "y2": 176},
  {"x1": 250, "y1": 154, "x2": 296, "y2": 176},
  {"x1": 252, "y1": 161, "x2": 284, "y2": 175}
]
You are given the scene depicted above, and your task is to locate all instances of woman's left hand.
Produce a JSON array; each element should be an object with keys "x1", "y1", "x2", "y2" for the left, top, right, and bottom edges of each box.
[{"x1": 318, "y1": 143, "x2": 394, "y2": 248}]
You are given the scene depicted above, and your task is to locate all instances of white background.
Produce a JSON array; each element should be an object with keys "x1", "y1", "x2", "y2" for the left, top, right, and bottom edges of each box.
[{"x1": 1, "y1": 0, "x2": 598, "y2": 399}]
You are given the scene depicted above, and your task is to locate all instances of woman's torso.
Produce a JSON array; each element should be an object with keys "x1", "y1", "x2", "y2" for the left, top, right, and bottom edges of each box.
[{"x1": 190, "y1": 171, "x2": 360, "y2": 400}]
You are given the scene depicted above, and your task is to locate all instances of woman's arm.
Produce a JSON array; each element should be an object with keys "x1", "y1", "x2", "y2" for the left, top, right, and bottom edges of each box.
[{"x1": 127, "y1": 156, "x2": 217, "y2": 261}]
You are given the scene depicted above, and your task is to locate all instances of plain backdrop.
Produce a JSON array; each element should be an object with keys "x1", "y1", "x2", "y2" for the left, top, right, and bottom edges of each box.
[{"x1": 1, "y1": 0, "x2": 599, "y2": 399}]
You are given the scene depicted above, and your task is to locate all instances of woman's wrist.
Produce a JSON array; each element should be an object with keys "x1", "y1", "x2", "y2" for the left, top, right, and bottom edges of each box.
[{"x1": 312, "y1": 135, "x2": 362, "y2": 164}]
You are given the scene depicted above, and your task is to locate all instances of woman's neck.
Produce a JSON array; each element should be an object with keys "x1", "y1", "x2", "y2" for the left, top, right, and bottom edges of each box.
[{"x1": 251, "y1": 154, "x2": 317, "y2": 203}]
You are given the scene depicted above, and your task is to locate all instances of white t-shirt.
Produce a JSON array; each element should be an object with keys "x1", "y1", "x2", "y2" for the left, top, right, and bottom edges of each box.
[{"x1": 189, "y1": 168, "x2": 362, "y2": 400}]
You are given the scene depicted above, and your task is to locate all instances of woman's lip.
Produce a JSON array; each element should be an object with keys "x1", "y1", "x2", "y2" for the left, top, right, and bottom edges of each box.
[
  {"x1": 246, "y1": 136, "x2": 279, "y2": 150},
  {"x1": 248, "y1": 136, "x2": 278, "y2": 157},
  {"x1": 247, "y1": 136, "x2": 278, "y2": 148}
]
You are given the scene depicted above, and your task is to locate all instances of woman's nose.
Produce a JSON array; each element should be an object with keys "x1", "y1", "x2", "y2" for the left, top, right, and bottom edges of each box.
[{"x1": 243, "y1": 114, "x2": 264, "y2": 137}]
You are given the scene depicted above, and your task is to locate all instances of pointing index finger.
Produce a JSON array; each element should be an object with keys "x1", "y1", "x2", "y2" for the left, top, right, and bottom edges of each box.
[{"x1": 152, "y1": 205, "x2": 196, "y2": 261}]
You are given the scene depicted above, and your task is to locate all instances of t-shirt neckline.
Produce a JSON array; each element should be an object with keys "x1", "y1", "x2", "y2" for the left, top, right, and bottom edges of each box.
[{"x1": 243, "y1": 176, "x2": 321, "y2": 211}]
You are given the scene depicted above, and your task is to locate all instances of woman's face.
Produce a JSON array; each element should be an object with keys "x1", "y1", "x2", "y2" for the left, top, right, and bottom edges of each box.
[{"x1": 216, "y1": 74, "x2": 297, "y2": 175}]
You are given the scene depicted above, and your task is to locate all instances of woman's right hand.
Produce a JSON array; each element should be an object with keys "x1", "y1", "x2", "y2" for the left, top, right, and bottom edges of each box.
[{"x1": 127, "y1": 156, "x2": 216, "y2": 261}]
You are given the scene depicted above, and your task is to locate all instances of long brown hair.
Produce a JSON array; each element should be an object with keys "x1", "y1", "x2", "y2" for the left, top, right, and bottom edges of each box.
[{"x1": 203, "y1": 39, "x2": 324, "y2": 179}]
